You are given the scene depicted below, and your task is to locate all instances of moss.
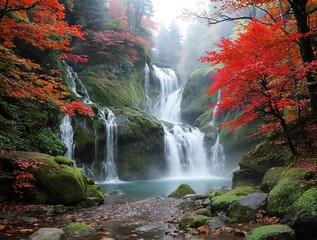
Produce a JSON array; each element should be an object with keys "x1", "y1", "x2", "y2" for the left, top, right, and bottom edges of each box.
[
  {"x1": 209, "y1": 190, "x2": 224, "y2": 200},
  {"x1": 179, "y1": 200, "x2": 198, "y2": 211},
  {"x1": 179, "y1": 215, "x2": 212, "y2": 230},
  {"x1": 211, "y1": 186, "x2": 255, "y2": 212},
  {"x1": 168, "y1": 184, "x2": 196, "y2": 198},
  {"x1": 181, "y1": 66, "x2": 216, "y2": 124},
  {"x1": 64, "y1": 223, "x2": 94, "y2": 234},
  {"x1": 86, "y1": 184, "x2": 105, "y2": 201},
  {"x1": 294, "y1": 188, "x2": 317, "y2": 214},
  {"x1": 268, "y1": 177, "x2": 304, "y2": 217},
  {"x1": 54, "y1": 156, "x2": 74, "y2": 166},
  {"x1": 196, "y1": 208, "x2": 212, "y2": 217},
  {"x1": 245, "y1": 224, "x2": 296, "y2": 240}
]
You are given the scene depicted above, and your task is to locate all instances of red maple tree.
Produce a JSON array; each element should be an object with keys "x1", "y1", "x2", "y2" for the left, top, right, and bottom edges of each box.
[{"x1": 202, "y1": 21, "x2": 308, "y2": 155}]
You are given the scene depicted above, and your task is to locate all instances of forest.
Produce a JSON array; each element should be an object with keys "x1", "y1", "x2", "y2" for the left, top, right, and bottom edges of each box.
[{"x1": 0, "y1": 0, "x2": 317, "y2": 239}]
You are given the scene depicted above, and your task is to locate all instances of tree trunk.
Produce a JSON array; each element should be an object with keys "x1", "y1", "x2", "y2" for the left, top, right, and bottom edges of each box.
[
  {"x1": 290, "y1": 0, "x2": 317, "y2": 117},
  {"x1": 279, "y1": 117, "x2": 299, "y2": 156}
]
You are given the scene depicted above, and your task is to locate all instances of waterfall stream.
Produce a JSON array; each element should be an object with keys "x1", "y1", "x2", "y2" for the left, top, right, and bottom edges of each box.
[
  {"x1": 144, "y1": 64, "x2": 225, "y2": 177},
  {"x1": 59, "y1": 62, "x2": 119, "y2": 182}
]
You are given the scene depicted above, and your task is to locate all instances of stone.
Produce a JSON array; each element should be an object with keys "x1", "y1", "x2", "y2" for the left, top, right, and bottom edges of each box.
[
  {"x1": 18, "y1": 216, "x2": 39, "y2": 224},
  {"x1": 85, "y1": 197, "x2": 101, "y2": 207},
  {"x1": 179, "y1": 215, "x2": 212, "y2": 230},
  {"x1": 183, "y1": 194, "x2": 209, "y2": 201},
  {"x1": 108, "y1": 189, "x2": 125, "y2": 196},
  {"x1": 179, "y1": 200, "x2": 198, "y2": 211},
  {"x1": 29, "y1": 228, "x2": 66, "y2": 240},
  {"x1": 168, "y1": 184, "x2": 196, "y2": 198},
  {"x1": 244, "y1": 224, "x2": 296, "y2": 240},
  {"x1": 195, "y1": 208, "x2": 212, "y2": 217},
  {"x1": 54, "y1": 205, "x2": 66, "y2": 214},
  {"x1": 64, "y1": 223, "x2": 95, "y2": 237},
  {"x1": 205, "y1": 217, "x2": 226, "y2": 229},
  {"x1": 228, "y1": 192, "x2": 268, "y2": 222}
]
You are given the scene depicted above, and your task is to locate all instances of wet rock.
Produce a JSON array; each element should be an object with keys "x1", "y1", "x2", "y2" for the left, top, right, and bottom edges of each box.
[
  {"x1": 228, "y1": 192, "x2": 268, "y2": 222},
  {"x1": 108, "y1": 189, "x2": 125, "y2": 196},
  {"x1": 85, "y1": 197, "x2": 101, "y2": 207},
  {"x1": 183, "y1": 194, "x2": 209, "y2": 201},
  {"x1": 64, "y1": 223, "x2": 95, "y2": 237},
  {"x1": 18, "y1": 216, "x2": 39, "y2": 224},
  {"x1": 29, "y1": 228, "x2": 66, "y2": 240},
  {"x1": 195, "y1": 208, "x2": 211, "y2": 217},
  {"x1": 136, "y1": 225, "x2": 161, "y2": 232},
  {"x1": 201, "y1": 198, "x2": 211, "y2": 208},
  {"x1": 54, "y1": 205, "x2": 66, "y2": 214},
  {"x1": 179, "y1": 200, "x2": 198, "y2": 211},
  {"x1": 244, "y1": 224, "x2": 296, "y2": 240},
  {"x1": 179, "y1": 215, "x2": 212, "y2": 230},
  {"x1": 29, "y1": 206, "x2": 54, "y2": 215},
  {"x1": 290, "y1": 211, "x2": 317, "y2": 240},
  {"x1": 205, "y1": 217, "x2": 226, "y2": 229}
]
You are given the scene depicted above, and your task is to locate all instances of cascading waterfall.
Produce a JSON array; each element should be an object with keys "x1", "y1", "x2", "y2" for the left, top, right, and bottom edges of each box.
[
  {"x1": 209, "y1": 90, "x2": 225, "y2": 172},
  {"x1": 59, "y1": 62, "x2": 119, "y2": 182},
  {"x1": 145, "y1": 64, "x2": 224, "y2": 177}
]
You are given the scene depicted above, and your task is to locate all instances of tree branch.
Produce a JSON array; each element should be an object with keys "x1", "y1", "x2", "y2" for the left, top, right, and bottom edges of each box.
[{"x1": 0, "y1": 1, "x2": 40, "y2": 21}]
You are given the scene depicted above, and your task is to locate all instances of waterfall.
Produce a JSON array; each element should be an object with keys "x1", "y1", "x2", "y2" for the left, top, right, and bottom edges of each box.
[
  {"x1": 60, "y1": 62, "x2": 119, "y2": 182},
  {"x1": 209, "y1": 90, "x2": 225, "y2": 173},
  {"x1": 145, "y1": 64, "x2": 225, "y2": 177},
  {"x1": 98, "y1": 108, "x2": 119, "y2": 182}
]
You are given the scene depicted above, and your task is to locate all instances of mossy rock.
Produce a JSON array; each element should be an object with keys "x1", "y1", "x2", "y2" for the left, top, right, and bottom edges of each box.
[
  {"x1": 54, "y1": 156, "x2": 74, "y2": 166},
  {"x1": 168, "y1": 184, "x2": 196, "y2": 198},
  {"x1": 195, "y1": 208, "x2": 212, "y2": 217},
  {"x1": 294, "y1": 187, "x2": 317, "y2": 214},
  {"x1": 209, "y1": 190, "x2": 224, "y2": 200},
  {"x1": 64, "y1": 223, "x2": 95, "y2": 237},
  {"x1": 211, "y1": 186, "x2": 255, "y2": 212},
  {"x1": 181, "y1": 66, "x2": 216, "y2": 124},
  {"x1": 26, "y1": 154, "x2": 105, "y2": 205},
  {"x1": 268, "y1": 177, "x2": 304, "y2": 217},
  {"x1": 245, "y1": 224, "x2": 296, "y2": 240},
  {"x1": 179, "y1": 200, "x2": 198, "y2": 211},
  {"x1": 179, "y1": 215, "x2": 212, "y2": 230}
]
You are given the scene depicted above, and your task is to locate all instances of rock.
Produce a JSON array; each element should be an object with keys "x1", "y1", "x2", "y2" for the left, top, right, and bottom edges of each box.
[
  {"x1": 85, "y1": 197, "x2": 101, "y2": 207},
  {"x1": 29, "y1": 228, "x2": 66, "y2": 240},
  {"x1": 195, "y1": 208, "x2": 212, "y2": 217},
  {"x1": 54, "y1": 205, "x2": 66, "y2": 214},
  {"x1": 183, "y1": 194, "x2": 209, "y2": 201},
  {"x1": 136, "y1": 225, "x2": 160, "y2": 232},
  {"x1": 209, "y1": 190, "x2": 224, "y2": 200},
  {"x1": 210, "y1": 186, "x2": 255, "y2": 212},
  {"x1": 64, "y1": 223, "x2": 95, "y2": 237},
  {"x1": 244, "y1": 224, "x2": 296, "y2": 240},
  {"x1": 201, "y1": 199, "x2": 211, "y2": 208},
  {"x1": 205, "y1": 217, "x2": 226, "y2": 229},
  {"x1": 232, "y1": 141, "x2": 293, "y2": 188},
  {"x1": 228, "y1": 192, "x2": 268, "y2": 222},
  {"x1": 108, "y1": 189, "x2": 125, "y2": 196},
  {"x1": 179, "y1": 200, "x2": 198, "y2": 211},
  {"x1": 18, "y1": 216, "x2": 39, "y2": 224},
  {"x1": 29, "y1": 207, "x2": 54, "y2": 215},
  {"x1": 268, "y1": 169, "x2": 306, "y2": 217},
  {"x1": 179, "y1": 215, "x2": 212, "y2": 230},
  {"x1": 288, "y1": 187, "x2": 317, "y2": 240},
  {"x1": 168, "y1": 184, "x2": 196, "y2": 198},
  {"x1": 25, "y1": 155, "x2": 105, "y2": 205}
]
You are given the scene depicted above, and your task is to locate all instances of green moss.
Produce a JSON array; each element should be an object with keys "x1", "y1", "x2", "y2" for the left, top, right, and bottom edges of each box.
[
  {"x1": 86, "y1": 184, "x2": 105, "y2": 201},
  {"x1": 209, "y1": 190, "x2": 224, "y2": 200},
  {"x1": 211, "y1": 186, "x2": 255, "y2": 212},
  {"x1": 64, "y1": 223, "x2": 94, "y2": 233},
  {"x1": 54, "y1": 156, "x2": 74, "y2": 166},
  {"x1": 179, "y1": 215, "x2": 212, "y2": 230},
  {"x1": 196, "y1": 208, "x2": 212, "y2": 217},
  {"x1": 245, "y1": 224, "x2": 296, "y2": 240},
  {"x1": 294, "y1": 188, "x2": 317, "y2": 214},
  {"x1": 168, "y1": 184, "x2": 196, "y2": 198},
  {"x1": 179, "y1": 200, "x2": 198, "y2": 211},
  {"x1": 268, "y1": 177, "x2": 304, "y2": 217}
]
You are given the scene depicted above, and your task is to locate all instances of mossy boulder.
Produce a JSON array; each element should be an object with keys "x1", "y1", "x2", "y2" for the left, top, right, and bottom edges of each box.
[
  {"x1": 289, "y1": 188, "x2": 317, "y2": 240},
  {"x1": 181, "y1": 66, "x2": 216, "y2": 124},
  {"x1": 245, "y1": 224, "x2": 296, "y2": 240},
  {"x1": 179, "y1": 215, "x2": 212, "y2": 230},
  {"x1": 232, "y1": 141, "x2": 293, "y2": 188},
  {"x1": 195, "y1": 208, "x2": 212, "y2": 217},
  {"x1": 54, "y1": 156, "x2": 74, "y2": 166},
  {"x1": 168, "y1": 184, "x2": 196, "y2": 198},
  {"x1": 115, "y1": 107, "x2": 165, "y2": 180},
  {"x1": 228, "y1": 192, "x2": 268, "y2": 223},
  {"x1": 268, "y1": 175, "x2": 305, "y2": 217},
  {"x1": 64, "y1": 223, "x2": 95, "y2": 237},
  {"x1": 179, "y1": 200, "x2": 199, "y2": 211},
  {"x1": 26, "y1": 154, "x2": 105, "y2": 205},
  {"x1": 211, "y1": 186, "x2": 255, "y2": 212}
]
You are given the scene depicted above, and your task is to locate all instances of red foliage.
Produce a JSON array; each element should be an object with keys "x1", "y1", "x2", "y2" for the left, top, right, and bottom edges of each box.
[
  {"x1": 202, "y1": 21, "x2": 305, "y2": 133},
  {"x1": 61, "y1": 101, "x2": 94, "y2": 116}
]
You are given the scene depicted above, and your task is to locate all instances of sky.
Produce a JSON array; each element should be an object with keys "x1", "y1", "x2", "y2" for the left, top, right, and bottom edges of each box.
[{"x1": 151, "y1": 0, "x2": 202, "y2": 34}]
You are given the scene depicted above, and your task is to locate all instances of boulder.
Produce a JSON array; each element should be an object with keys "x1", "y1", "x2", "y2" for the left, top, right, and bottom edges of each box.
[
  {"x1": 29, "y1": 228, "x2": 66, "y2": 240},
  {"x1": 268, "y1": 176, "x2": 305, "y2": 217},
  {"x1": 210, "y1": 186, "x2": 255, "y2": 212},
  {"x1": 64, "y1": 223, "x2": 95, "y2": 237},
  {"x1": 244, "y1": 224, "x2": 296, "y2": 240},
  {"x1": 195, "y1": 208, "x2": 212, "y2": 217},
  {"x1": 179, "y1": 215, "x2": 212, "y2": 230},
  {"x1": 179, "y1": 200, "x2": 199, "y2": 211},
  {"x1": 205, "y1": 217, "x2": 226, "y2": 229},
  {"x1": 168, "y1": 184, "x2": 196, "y2": 198},
  {"x1": 232, "y1": 141, "x2": 293, "y2": 188},
  {"x1": 228, "y1": 192, "x2": 268, "y2": 222},
  {"x1": 26, "y1": 155, "x2": 105, "y2": 205},
  {"x1": 288, "y1": 188, "x2": 317, "y2": 240}
]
